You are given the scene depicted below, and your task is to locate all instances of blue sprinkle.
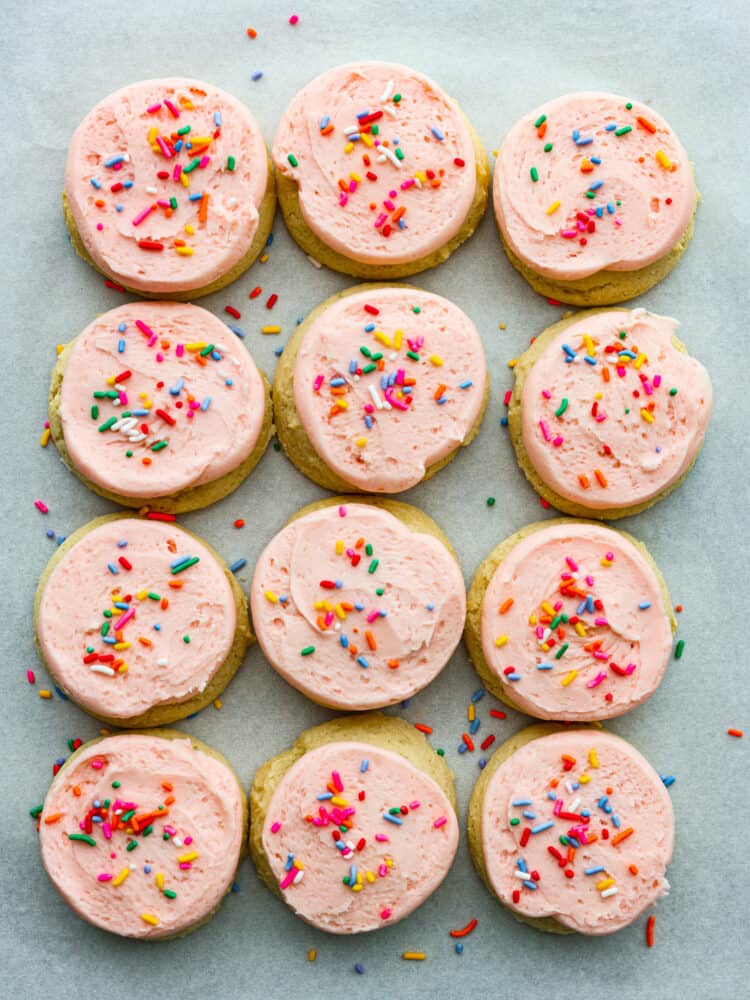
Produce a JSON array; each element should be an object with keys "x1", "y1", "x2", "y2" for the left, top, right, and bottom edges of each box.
[
  {"x1": 274, "y1": 346, "x2": 284, "y2": 357},
  {"x1": 117, "y1": 339, "x2": 125, "y2": 353},
  {"x1": 605, "y1": 123, "x2": 617, "y2": 131},
  {"x1": 123, "y1": 180, "x2": 133, "y2": 189},
  {"x1": 115, "y1": 204, "x2": 123, "y2": 212},
  {"x1": 469, "y1": 718, "x2": 480, "y2": 735},
  {"x1": 266, "y1": 233, "x2": 274, "y2": 246},
  {"x1": 537, "y1": 663, "x2": 553, "y2": 671},
  {"x1": 512, "y1": 799, "x2": 532, "y2": 807},
  {"x1": 500, "y1": 416, "x2": 508, "y2": 426},
  {"x1": 107, "y1": 562, "x2": 119, "y2": 575},
  {"x1": 455, "y1": 942, "x2": 464, "y2": 954},
  {"x1": 576, "y1": 136, "x2": 593, "y2": 146},
  {"x1": 188, "y1": 192, "x2": 203, "y2": 202},
  {"x1": 360, "y1": 759, "x2": 369, "y2": 773},
  {"x1": 334, "y1": 579, "x2": 343, "y2": 589},
  {"x1": 104, "y1": 155, "x2": 125, "y2": 168},
  {"x1": 90, "y1": 178, "x2": 102, "y2": 189},
  {"x1": 117, "y1": 540, "x2": 128, "y2": 548},
  {"x1": 284, "y1": 854, "x2": 294, "y2": 871},
  {"x1": 531, "y1": 821, "x2": 554, "y2": 835},
  {"x1": 132, "y1": 409, "x2": 149, "y2": 417},
  {"x1": 230, "y1": 558, "x2": 247, "y2": 573},
  {"x1": 572, "y1": 129, "x2": 580, "y2": 141},
  {"x1": 349, "y1": 864, "x2": 357, "y2": 884},
  {"x1": 231, "y1": 881, "x2": 240, "y2": 893},
  {"x1": 320, "y1": 116, "x2": 330, "y2": 129},
  {"x1": 607, "y1": 202, "x2": 615, "y2": 214},
  {"x1": 437, "y1": 396, "x2": 448, "y2": 405},
  {"x1": 547, "y1": 792, "x2": 557, "y2": 800},
  {"x1": 214, "y1": 112, "x2": 222, "y2": 127},
  {"x1": 154, "y1": 624, "x2": 161, "y2": 632},
  {"x1": 54, "y1": 686, "x2": 69, "y2": 700},
  {"x1": 591, "y1": 156, "x2": 602, "y2": 164},
  {"x1": 522, "y1": 810, "x2": 536, "y2": 820},
  {"x1": 169, "y1": 378, "x2": 184, "y2": 396},
  {"x1": 144, "y1": 864, "x2": 152, "y2": 874},
  {"x1": 117, "y1": 322, "x2": 127, "y2": 332},
  {"x1": 382, "y1": 813, "x2": 402, "y2": 826},
  {"x1": 170, "y1": 555, "x2": 191, "y2": 569},
  {"x1": 356, "y1": 108, "x2": 370, "y2": 119},
  {"x1": 562, "y1": 344, "x2": 577, "y2": 359},
  {"x1": 357, "y1": 656, "x2": 369, "y2": 669},
  {"x1": 596, "y1": 206, "x2": 604, "y2": 218},
  {"x1": 523, "y1": 880, "x2": 538, "y2": 890},
  {"x1": 478, "y1": 759, "x2": 486, "y2": 769},
  {"x1": 330, "y1": 377, "x2": 346, "y2": 387},
  {"x1": 661, "y1": 775, "x2": 676, "y2": 787},
  {"x1": 431, "y1": 126, "x2": 445, "y2": 141},
  {"x1": 365, "y1": 415, "x2": 373, "y2": 429},
  {"x1": 102, "y1": 636, "x2": 116, "y2": 645},
  {"x1": 349, "y1": 360, "x2": 357, "y2": 374},
  {"x1": 581, "y1": 809, "x2": 590, "y2": 817},
  {"x1": 589, "y1": 180, "x2": 603, "y2": 191},
  {"x1": 517, "y1": 858, "x2": 528, "y2": 873},
  {"x1": 228, "y1": 325, "x2": 246, "y2": 338},
  {"x1": 639, "y1": 601, "x2": 651, "y2": 610},
  {"x1": 568, "y1": 836, "x2": 580, "y2": 848},
  {"x1": 612, "y1": 815, "x2": 621, "y2": 828},
  {"x1": 201, "y1": 397, "x2": 211, "y2": 412},
  {"x1": 46, "y1": 529, "x2": 55, "y2": 539},
  {"x1": 211, "y1": 351, "x2": 221, "y2": 362},
  {"x1": 506, "y1": 672, "x2": 521, "y2": 681},
  {"x1": 585, "y1": 865, "x2": 605, "y2": 876},
  {"x1": 225, "y1": 378, "x2": 233, "y2": 387},
  {"x1": 364, "y1": 322, "x2": 375, "y2": 332},
  {"x1": 340, "y1": 632, "x2": 349, "y2": 649},
  {"x1": 459, "y1": 380, "x2": 473, "y2": 389},
  {"x1": 355, "y1": 964, "x2": 365, "y2": 975},
  {"x1": 279, "y1": 596, "x2": 288, "y2": 604},
  {"x1": 354, "y1": 601, "x2": 365, "y2": 612},
  {"x1": 584, "y1": 355, "x2": 597, "y2": 365},
  {"x1": 471, "y1": 689, "x2": 485, "y2": 703},
  {"x1": 426, "y1": 602, "x2": 435, "y2": 611},
  {"x1": 114, "y1": 601, "x2": 129, "y2": 610},
  {"x1": 252, "y1": 71, "x2": 263, "y2": 81},
  {"x1": 458, "y1": 743, "x2": 468, "y2": 754}
]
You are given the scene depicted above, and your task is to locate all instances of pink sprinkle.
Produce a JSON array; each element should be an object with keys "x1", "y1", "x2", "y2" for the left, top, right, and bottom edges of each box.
[
  {"x1": 384, "y1": 389, "x2": 408, "y2": 411},
  {"x1": 383, "y1": 199, "x2": 395, "y2": 211},
  {"x1": 653, "y1": 374, "x2": 662, "y2": 387},
  {"x1": 542, "y1": 389, "x2": 552, "y2": 399},
  {"x1": 594, "y1": 618, "x2": 608, "y2": 627},
  {"x1": 173, "y1": 164, "x2": 182, "y2": 182},
  {"x1": 338, "y1": 505, "x2": 347, "y2": 518},
  {"x1": 34, "y1": 500, "x2": 49, "y2": 514},
  {"x1": 374, "y1": 212, "x2": 388, "y2": 229},
  {"x1": 401, "y1": 178, "x2": 416, "y2": 190},
  {"x1": 279, "y1": 866, "x2": 297, "y2": 890},
  {"x1": 164, "y1": 98, "x2": 180, "y2": 119},
  {"x1": 289, "y1": 14, "x2": 299, "y2": 25},
  {"x1": 433, "y1": 816, "x2": 447, "y2": 829},
  {"x1": 97, "y1": 873, "x2": 113, "y2": 882},
  {"x1": 585, "y1": 575, "x2": 594, "y2": 586},
  {"x1": 176, "y1": 344, "x2": 184, "y2": 357},
  {"x1": 364, "y1": 403, "x2": 374, "y2": 413},
  {"x1": 102, "y1": 822, "x2": 112, "y2": 840},
  {"x1": 325, "y1": 611, "x2": 334, "y2": 627},
  {"x1": 313, "y1": 374, "x2": 324, "y2": 391},
  {"x1": 271, "y1": 822, "x2": 281, "y2": 834},
  {"x1": 553, "y1": 601, "x2": 563, "y2": 612},
  {"x1": 27, "y1": 670, "x2": 35, "y2": 684},
  {"x1": 199, "y1": 155, "x2": 210, "y2": 169},
  {"x1": 553, "y1": 799, "x2": 563, "y2": 815},
  {"x1": 374, "y1": 834, "x2": 389, "y2": 843},
  {"x1": 552, "y1": 435, "x2": 564, "y2": 447},
  {"x1": 381, "y1": 908, "x2": 392, "y2": 920},
  {"x1": 156, "y1": 199, "x2": 170, "y2": 209},
  {"x1": 593, "y1": 650, "x2": 609, "y2": 661},
  {"x1": 409, "y1": 801, "x2": 421, "y2": 809},
  {"x1": 44, "y1": 421, "x2": 49, "y2": 429},
  {"x1": 616, "y1": 365, "x2": 626, "y2": 377},
  {"x1": 155, "y1": 354, "x2": 164, "y2": 363},
  {"x1": 135, "y1": 319, "x2": 155, "y2": 338},
  {"x1": 332, "y1": 770, "x2": 343, "y2": 792},
  {"x1": 378, "y1": 864, "x2": 387, "y2": 877},
  {"x1": 96, "y1": 223, "x2": 103, "y2": 231},
  {"x1": 535, "y1": 625, "x2": 544, "y2": 640},
  {"x1": 119, "y1": 392, "x2": 128, "y2": 406},
  {"x1": 566, "y1": 557, "x2": 578, "y2": 572},
  {"x1": 605, "y1": 552, "x2": 614, "y2": 561},
  {"x1": 113, "y1": 607, "x2": 135, "y2": 631},
  {"x1": 179, "y1": 862, "x2": 192, "y2": 870},
  {"x1": 625, "y1": 663, "x2": 638, "y2": 675},
  {"x1": 539, "y1": 419, "x2": 551, "y2": 442},
  {"x1": 348, "y1": 180, "x2": 357, "y2": 193},
  {"x1": 156, "y1": 136, "x2": 173, "y2": 159},
  {"x1": 339, "y1": 192, "x2": 348, "y2": 207},
  {"x1": 184, "y1": 835, "x2": 193, "y2": 845},
  {"x1": 586, "y1": 671, "x2": 607, "y2": 688},
  {"x1": 164, "y1": 826, "x2": 177, "y2": 836},
  {"x1": 561, "y1": 229, "x2": 577, "y2": 238},
  {"x1": 132, "y1": 204, "x2": 156, "y2": 227},
  {"x1": 396, "y1": 369, "x2": 405, "y2": 385},
  {"x1": 366, "y1": 609, "x2": 379, "y2": 624},
  {"x1": 90, "y1": 760, "x2": 103, "y2": 770},
  {"x1": 148, "y1": 334, "x2": 157, "y2": 348},
  {"x1": 643, "y1": 380, "x2": 653, "y2": 395},
  {"x1": 146, "y1": 102, "x2": 162, "y2": 113}
]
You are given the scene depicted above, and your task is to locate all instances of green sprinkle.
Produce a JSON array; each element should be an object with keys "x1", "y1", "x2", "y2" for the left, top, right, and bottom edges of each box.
[
  {"x1": 163, "y1": 833, "x2": 170, "y2": 841},
  {"x1": 486, "y1": 497, "x2": 496, "y2": 507},
  {"x1": 675, "y1": 639, "x2": 685, "y2": 659},
  {"x1": 287, "y1": 153, "x2": 299, "y2": 167},
  {"x1": 183, "y1": 635, "x2": 190, "y2": 644},
  {"x1": 86, "y1": 645, "x2": 95, "y2": 653},
  {"x1": 301, "y1": 645, "x2": 315, "y2": 656},
  {"x1": 171, "y1": 556, "x2": 200, "y2": 575},
  {"x1": 619, "y1": 330, "x2": 628, "y2": 339},
  {"x1": 126, "y1": 840, "x2": 138, "y2": 852},
  {"x1": 273, "y1": 441, "x2": 281, "y2": 451},
  {"x1": 534, "y1": 114, "x2": 547, "y2": 128},
  {"x1": 370, "y1": 352, "x2": 383, "y2": 362},
  {"x1": 510, "y1": 817, "x2": 520, "y2": 826},
  {"x1": 151, "y1": 440, "x2": 168, "y2": 452},
  {"x1": 669, "y1": 387, "x2": 678, "y2": 396},
  {"x1": 585, "y1": 191, "x2": 596, "y2": 199},
  {"x1": 371, "y1": 124, "x2": 379, "y2": 136},
  {"x1": 121, "y1": 810, "x2": 135, "y2": 823},
  {"x1": 177, "y1": 125, "x2": 191, "y2": 136},
  {"x1": 163, "y1": 889, "x2": 177, "y2": 899},
  {"x1": 394, "y1": 147, "x2": 404, "y2": 161},
  {"x1": 555, "y1": 398, "x2": 569, "y2": 417},
  {"x1": 625, "y1": 102, "x2": 633, "y2": 110},
  {"x1": 436, "y1": 748, "x2": 445, "y2": 756},
  {"x1": 544, "y1": 142, "x2": 553, "y2": 152},
  {"x1": 615, "y1": 126, "x2": 632, "y2": 136},
  {"x1": 91, "y1": 405, "x2": 99, "y2": 420},
  {"x1": 561, "y1": 613, "x2": 569, "y2": 624},
  {"x1": 200, "y1": 343, "x2": 215, "y2": 357},
  {"x1": 30, "y1": 805, "x2": 43, "y2": 818},
  {"x1": 530, "y1": 166, "x2": 539, "y2": 182},
  {"x1": 68, "y1": 833, "x2": 96, "y2": 846},
  {"x1": 103, "y1": 611, "x2": 112, "y2": 619},
  {"x1": 376, "y1": 587, "x2": 384, "y2": 596},
  {"x1": 126, "y1": 450, "x2": 133, "y2": 458},
  {"x1": 169, "y1": 196, "x2": 178, "y2": 210},
  {"x1": 362, "y1": 363, "x2": 376, "y2": 374},
  {"x1": 147, "y1": 592, "x2": 160, "y2": 601},
  {"x1": 406, "y1": 350, "x2": 420, "y2": 361},
  {"x1": 625, "y1": 407, "x2": 631, "y2": 414},
  {"x1": 227, "y1": 155, "x2": 236, "y2": 171},
  {"x1": 412, "y1": 306, "x2": 421, "y2": 314},
  {"x1": 360, "y1": 345, "x2": 372, "y2": 358},
  {"x1": 183, "y1": 157, "x2": 201, "y2": 174},
  {"x1": 559, "y1": 835, "x2": 569, "y2": 846},
  {"x1": 389, "y1": 807, "x2": 401, "y2": 815},
  {"x1": 98, "y1": 417, "x2": 117, "y2": 433},
  {"x1": 393, "y1": 93, "x2": 401, "y2": 103},
  {"x1": 555, "y1": 642, "x2": 569, "y2": 660},
  {"x1": 368, "y1": 559, "x2": 379, "y2": 574},
  {"x1": 550, "y1": 614, "x2": 562, "y2": 630},
  {"x1": 142, "y1": 825, "x2": 153, "y2": 837},
  {"x1": 111, "y1": 780, "x2": 120, "y2": 789},
  {"x1": 101, "y1": 622, "x2": 109, "y2": 637},
  {"x1": 365, "y1": 543, "x2": 373, "y2": 556}
]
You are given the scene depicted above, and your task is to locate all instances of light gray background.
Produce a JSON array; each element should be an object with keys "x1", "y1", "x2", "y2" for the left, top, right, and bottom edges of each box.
[{"x1": 3, "y1": 2, "x2": 747, "y2": 997}]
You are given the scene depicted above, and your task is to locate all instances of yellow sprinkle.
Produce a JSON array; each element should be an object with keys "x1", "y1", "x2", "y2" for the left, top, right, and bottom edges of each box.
[
  {"x1": 177, "y1": 852, "x2": 198, "y2": 863},
  {"x1": 601, "y1": 558, "x2": 613, "y2": 567},
  {"x1": 499, "y1": 323, "x2": 506, "y2": 330},
  {"x1": 656, "y1": 150, "x2": 673, "y2": 170},
  {"x1": 156, "y1": 872, "x2": 164, "y2": 890},
  {"x1": 330, "y1": 796, "x2": 348, "y2": 807},
  {"x1": 113, "y1": 642, "x2": 130, "y2": 651},
  {"x1": 583, "y1": 335, "x2": 595, "y2": 356},
  {"x1": 265, "y1": 591, "x2": 278, "y2": 604},
  {"x1": 106, "y1": 376, "x2": 115, "y2": 386},
  {"x1": 542, "y1": 602, "x2": 556, "y2": 617},
  {"x1": 468, "y1": 703, "x2": 475, "y2": 722},
  {"x1": 56, "y1": 344, "x2": 64, "y2": 355},
  {"x1": 147, "y1": 126, "x2": 157, "y2": 145},
  {"x1": 429, "y1": 354, "x2": 444, "y2": 366},
  {"x1": 185, "y1": 224, "x2": 195, "y2": 235},
  {"x1": 40, "y1": 428, "x2": 51, "y2": 447},
  {"x1": 335, "y1": 540, "x2": 344, "y2": 555},
  {"x1": 262, "y1": 326, "x2": 281, "y2": 334},
  {"x1": 640, "y1": 408, "x2": 655, "y2": 424},
  {"x1": 176, "y1": 246, "x2": 194, "y2": 256},
  {"x1": 579, "y1": 774, "x2": 591, "y2": 784},
  {"x1": 595, "y1": 391, "x2": 603, "y2": 400},
  {"x1": 561, "y1": 669, "x2": 579, "y2": 687},
  {"x1": 336, "y1": 399, "x2": 349, "y2": 411},
  {"x1": 112, "y1": 868, "x2": 130, "y2": 887},
  {"x1": 492, "y1": 149, "x2": 498, "y2": 157},
  {"x1": 313, "y1": 600, "x2": 326, "y2": 611},
  {"x1": 334, "y1": 603, "x2": 346, "y2": 620},
  {"x1": 308, "y1": 949, "x2": 317, "y2": 962},
  {"x1": 546, "y1": 200, "x2": 561, "y2": 215},
  {"x1": 597, "y1": 878, "x2": 616, "y2": 891},
  {"x1": 344, "y1": 141, "x2": 354, "y2": 154},
  {"x1": 393, "y1": 329, "x2": 403, "y2": 350},
  {"x1": 541, "y1": 643, "x2": 550, "y2": 652},
  {"x1": 402, "y1": 952, "x2": 426, "y2": 961},
  {"x1": 38, "y1": 690, "x2": 53, "y2": 700},
  {"x1": 361, "y1": 132, "x2": 374, "y2": 148},
  {"x1": 141, "y1": 913, "x2": 159, "y2": 926},
  {"x1": 574, "y1": 622, "x2": 587, "y2": 637},
  {"x1": 349, "y1": 172, "x2": 362, "y2": 182},
  {"x1": 356, "y1": 871, "x2": 363, "y2": 884},
  {"x1": 352, "y1": 883, "x2": 363, "y2": 892},
  {"x1": 366, "y1": 871, "x2": 375, "y2": 883},
  {"x1": 507, "y1": 358, "x2": 518, "y2": 368},
  {"x1": 185, "y1": 342, "x2": 207, "y2": 352},
  {"x1": 528, "y1": 614, "x2": 537, "y2": 625},
  {"x1": 373, "y1": 330, "x2": 392, "y2": 347},
  {"x1": 634, "y1": 353, "x2": 647, "y2": 370},
  {"x1": 495, "y1": 635, "x2": 509, "y2": 647},
  {"x1": 385, "y1": 857, "x2": 394, "y2": 869},
  {"x1": 181, "y1": 172, "x2": 190, "y2": 187},
  {"x1": 136, "y1": 590, "x2": 148, "y2": 600},
  {"x1": 190, "y1": 136, "x2": 213, "y2": 145},
  {"x1": 213, "y1": 699, "x2": 222, "y2": 710},
  {"x1": 588, "y1": 749, "x2": 599, "y2": 768},
  {"x1": 356, "y1": 436, "x2": 367, "y2": 448},
  {"x1": 414, "y1": 171, "x2": 427, "y2": 183}
]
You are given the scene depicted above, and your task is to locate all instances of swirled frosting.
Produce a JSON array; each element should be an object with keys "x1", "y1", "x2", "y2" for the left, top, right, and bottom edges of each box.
[
  {"x1": 39, "y1": 734, "x2": 244, "y2": 938},
  {"x1": 65, "y1": 78, "x2": 268, "y2": 293},
  {"x1": 273, "y1": 61, "x2": 477, "y2": 264},
  {"x1": 262, "y1": 742, "x2": 458, "y2": 933},
  {"x1": 493, "y1": 92, "x2": 696, "y2": 280},
  {"x1": 251, "y1": 503, "x2": 465, "y2": 709}
]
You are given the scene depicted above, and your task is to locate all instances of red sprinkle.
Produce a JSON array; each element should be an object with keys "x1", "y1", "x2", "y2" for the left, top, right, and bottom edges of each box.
[
  {"x1": 225, "y1": 305, "x2": 241, "y2": 319},
  {"x1": 145, "y1": 512, "x2": 176, "y2": 522},
  {"x1": 547, "y1": 298, "x2": 562, "y2": 307},
  {"x1": 249, "y1": 286, "x2": 262, "y2": 299},
  {"x1": 118, "y1": 557, "x2": 132, "y2": 571},
  {"x1": 489, "y1": 709, "x2": 506, "y2": 719},
  {"x1": 104, "y1": 279, "x2": 127, "y2": 292},
  {"x1": 364, "y1": 304, "x2": 380, "y2": 316},
  {"x1": 449, "y1": 918, "x2": 477, "y2": 939},
  {"x1": 138, "y1": 239, "x2": 164, "y2": 252},
  {"x1": 480, "y1": 734, "x2": 496, "y2": 751},
  {"x1": 34, "y1": 500, "x2": 49, "y2": 514},
  {"x1": 520, "y1": 826, "x2": 531, "y2": 847},
  {"x1": 462, "y1": 733, "x2": 475, "y2": 752},
  {"x1": 27, "y1": 670, "x2": 36, "y2": 685},
  {"x1": 646, "y1": 913, "x2": 656, "y2": 948},
  {"x1": 155, "y1": 408, "x2": 176, "y2": 426},
  {"x1": 727, "y1": 728, "x2": 744, "y2": 738},
  {"x1": 266, "y1": 294, "x2": 278, "y2": 310},
  {"x1": 234, "y1": 519, "x2": 245, "y2": 529},
  {"x1": 414, "y1": 723, "x2": 433, "y2": 735},
  {"x1": 289, "y1": 14, "x2": 299, "y2": 25}
]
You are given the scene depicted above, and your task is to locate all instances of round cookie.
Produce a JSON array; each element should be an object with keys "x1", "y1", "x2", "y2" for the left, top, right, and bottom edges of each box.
[
  {"x1": 493, "y1": 92, "x2": 698, "y2": 305},
  {"x1": 273, "y1": 61, "x2": 489, "y2": 278},
  {"x1": 250, "y1": 713, "x2": 458, "y2": 933},
  {"x1": 467, "y1": 725, "x2": 674, "y2": 935},
  {"x1": 48, "y1": 301, "x2": 273, "y2": 513},
  {"x1": 34, "y1": 514, "x2": 252, "y2": 728},
  {"x1": 251, "y1": 497, "x2": 465, "y2": 710},
  {"x1": 38, "y1": 730, "x2": 247, "y2": 939},
  {"x1": 508, "y1": 307, "x2": 712, "y2": 518},
  {"x1": 64, "y1": 77, "x2": 276, "y2": 299},
  {"x1": 465, "y1": 519, "x2": 675, "y2": 721},
  {"x1": 273, "y1": 284, "x2": 489, "y2": 493}
]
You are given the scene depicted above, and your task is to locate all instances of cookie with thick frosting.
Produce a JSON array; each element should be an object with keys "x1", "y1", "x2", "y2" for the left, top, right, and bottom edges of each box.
[
  {"x1": 251, "y1": 498, "x2": 465, "y2": 710},
  {"x1": 64, "y1": 78, "x2": 275, "y2": 299},
  {"x1": 34, "y1": 514, "x2": 252, "y2": 727},
  {"x1": 467, "y1": 725, "x2": 674, "y2": 935},
  {"x1": 49, "y1": 301, "x2": 272, "y2": 513},
  {"x1": 38, "y1": 731, "x2": 246, "y2": 939},
  {"x1": 273, "y1": 284, "x2": 488, "y2": 492},
  {"x1": 493, "y1": 92, "x2": 697, "y2": 305},
  {"x1": 465, "y1": 519, "x2": 675, "y2": 721},
  {"x1": 273, "y1": 62, "x2": 489, "y2": 278},
  {"x1": 508, "y1": 308, "x2": 712, "y2": 518},
  {"x1": 250, "y1": 713, "x2": 458, "y2": 933}
]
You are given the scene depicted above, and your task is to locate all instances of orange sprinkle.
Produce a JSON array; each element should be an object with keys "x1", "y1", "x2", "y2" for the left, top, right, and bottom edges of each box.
[
  {"x1": 434, "y1": 383, "x2": 447, "y2": 401},
  {"x1": 537, "y1": 122, "x2": 547, "y2": 139},
  {"x1": 198, "y1": 193, "x2": 209, "y2": 224},
  {"x1": 72, "y1": 786, "x2": 82, "y2": 797},
  {"x1": 414, "y1": 723, "x2": 433, "y2": 734},
  {"x1": 161, "y1": 781, "x2": 173, "y2": 792},
  {"x1": 578, "y1": 474, "x2": 590, "y2": 489},
  {"x1": 168, "y1": 580, "x2": 184, "y2": 589},
  {"x1": 646, "y1": 914, "x2": 656, "y2": 948},
  {"x1": 499, "y1": 597, "x2": 514, "y2": 614},
  {"x1": 160, "y1": 597, "x2": 169, "y2": 610},
  {"x1": 391, "y1": 206, "x2": 406, "y2": 223},
  {"x1": 594, "y1": 469, "x2": 608, "y2": 488},
  {"x1": 164, "y1": 795, "x2": 175, "y2": 806},
  {"x1": 246, "y1": 26, "x2": 257, "y2": 38},
  {"x1": 365, "y1": 630, "x2": 376, "y2": 651},
  {"x1": 138, "y1": 637, "x2": 153, "y2": 647},
  {"x1": 355, "y1": 537, "x2": 365, "y2": 549},
  {"x1": 629, "y1": 864, "x2": 639, "y2": 875},
  {"x1": 637, "y1": 116, "x2": 657, "y2": 134},
  {"x1": 387, "y1": 659, "x2": 400, "y2": 670},
  {"x1": 611, "y1": 826, "x2": 634, "y2": 846},
  {"x1": 602, "y1": 366, "x2": 610, "y2": 383},
  {"x1": 43, "y1": 812, "x2": 63, "y2": 825},
  {"x1": 320, "y1": 123, "x2": 334, "y2": 136},
  {"x1": 727, "y1": 728, "x2": 744, "y2": 738},
  {"x1": 580, "y1": 158, "x2": 594, "y2": 173}
]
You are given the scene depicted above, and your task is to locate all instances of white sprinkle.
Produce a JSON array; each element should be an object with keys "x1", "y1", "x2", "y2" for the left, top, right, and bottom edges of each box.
[
  {"x1": 601, "y1": 887, "x2": 618, "y2": 898},
  {"x1": 570, "y1": 797, "x2": 581, "y2": 813},
  {"x1": 368, "y1": 384, "x2": 384, "y2": 410},
  {"x1": 145, "y1": 185, "x2": 157, "y2": 194},
  {"x1": 157, "y1": 658, "x2": 168, "y2": 667},
  {"x1": 90, "y1": 664, "x2": 116, "y2": 677},
  {"x1": 513, "y1": 870, "x2": 530, "y2": 880},
  {"x1": 383, "y1": 104, "x2": 398, "y2": 119},
  {"x1": 127, "y1": 432, "x2": 147, "y2": 443},
  {"x1": 378, "y1": 145, "x2": 401, "y2": 169},
  {"x1": 172, "y1": 837, "x2": 183, "y2": 848},
  {"x1": 306, "y1": 255, "x2": 323, "y2": 269},
  {"x1": 380, "y1": 79, "x2": 394, "y2": 102},
  {"x1": 293, "y1": 869, "x2": 305, "y2": 884}
]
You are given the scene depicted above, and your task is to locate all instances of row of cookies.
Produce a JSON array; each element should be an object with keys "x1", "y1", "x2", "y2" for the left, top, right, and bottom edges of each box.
[{"x1": 65, "y1": 68, "x2": 697, "y2": 305}]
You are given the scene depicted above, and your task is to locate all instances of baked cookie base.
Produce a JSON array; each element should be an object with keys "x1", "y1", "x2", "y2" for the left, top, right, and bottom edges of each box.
[
  {"x1": 464, "y1": 518, "x2": 676, "y2": 718},
  {"x1": 62, "y1": 151, "x2": 277, "y2": 301},
  {"x1": 497, "y1": 200, "x2": 697, "y2": 307},
  {"x1": 249, "y1": 712, "x2": 456, "y2": 910},
  {"x1": 276, "y1": 111, "x2": 490, "y2": 279},
  {"x1": 43, "y1": 728, "x2": 248, "y2": 940},
  {"x1": 33, "y1": 513, "x2": 253, "y2": 728},
  {"x1": 273, "y1": 283, "x2": 490, "y2": 493},
  {"x1": 508, "y1": 309, "x2": 704, "y2": 519},
  {"x1": 48, "y1": 343, "x2": 274, "y2": 514}
]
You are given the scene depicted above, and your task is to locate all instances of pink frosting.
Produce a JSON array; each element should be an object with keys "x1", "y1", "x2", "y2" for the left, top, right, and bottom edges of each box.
[
  {"x1": 39, "y1": 734, "x2": 244, "y2": 938},
  {"x1": 37, "y1": 518, "x2": 237, "y2": 721},
  {"x1": 493, "y1": 92, "x2": 696, "y2": 280},
  {"x1": 273, "y1": 62, "x2": 477, "y2": 265},
  {"x1": 65, "y1": 78, "x2": 268, "y2": 294},
  {"x1": 481, "y1": 729, "x2": 674, "y2": 934},
  {"x1": 520, "y1": 309, "x2": 712, "y2": 509},
  {"x1": 480, "y1": 522, "x2": 673, "y2": 720},
  {"x1": 293, "y1": 287, "x2": 486, "y2": 492},
  {"x1": 251, "y1": 503, "x2": 465, "y2": 709},
  {"x1": 58, "y1": 302, "x2": 265, "y2": 500},
  {"x1": 261, "y1": 742, "x2": 458, "y2": 933}
]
